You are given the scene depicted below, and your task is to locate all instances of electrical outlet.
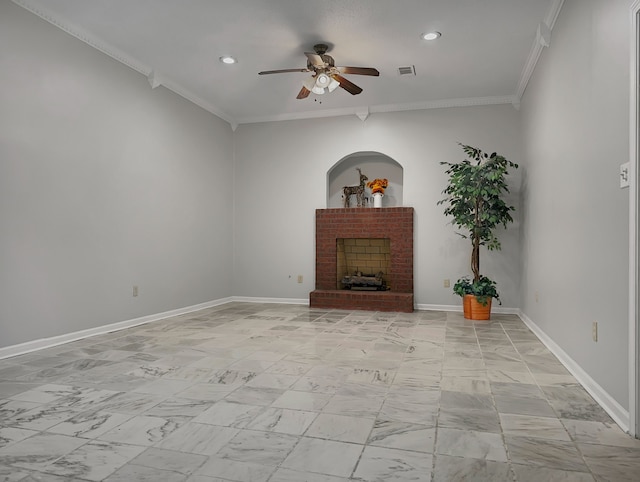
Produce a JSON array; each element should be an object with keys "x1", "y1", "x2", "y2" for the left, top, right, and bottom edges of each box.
[
  {"x1": 443, "y1": 279, "x2": 450, "y2": 288},
  {"x1": 133, "y1": 285, "x2": 138, "y2": 297},
  {"x1": 592, "y1": 321, "x2": 598, "y2": 342},
  {"x1": 297, "y1": 275, "x2": 303, "y2": 283}
]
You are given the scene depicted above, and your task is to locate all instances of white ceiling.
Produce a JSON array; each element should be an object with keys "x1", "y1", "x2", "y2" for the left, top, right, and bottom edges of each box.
[{"x1": 14, "y1": 0, "x2": 562, "y2": 126}]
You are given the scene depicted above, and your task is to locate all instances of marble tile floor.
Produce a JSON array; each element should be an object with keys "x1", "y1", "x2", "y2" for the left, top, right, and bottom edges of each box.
[{"x1": 1, "y1": 303, "x2": 639, "y2": 481}]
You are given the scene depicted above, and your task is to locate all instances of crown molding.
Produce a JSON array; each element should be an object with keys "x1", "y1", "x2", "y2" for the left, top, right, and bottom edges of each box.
[
  {"x1": 355, "y1": 106, "x2": 370, "y2": 121},
  {"x1": 544, "y1": 0, "x2": 565, "y2": 31},
  {"x1": 14, "y1": 0, "x2": 558, "y2": 127},
  {"x1": 12, "y1": 0, "x2": 236, "y2": 125},
  {"x1": 236, "y1": 95, "x2": 518, "y2": 125},
  {"x1": 236, "y1": 105, "x2": 368, "y2": 125},
  {"x1": 12, "y1": 0, "x2": 149, "y2": 76},
  {"x1": 515, "y1": 0, "x2": 565, "y2": 100},
  {"x1": 369, "y1": 95, "x2": 517, "y2": 114}
]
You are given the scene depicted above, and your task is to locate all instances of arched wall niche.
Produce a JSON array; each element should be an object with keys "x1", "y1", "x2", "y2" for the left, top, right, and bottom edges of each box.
[{"x1": 326, "y1": 151, "x2": 404, "y2": 208}]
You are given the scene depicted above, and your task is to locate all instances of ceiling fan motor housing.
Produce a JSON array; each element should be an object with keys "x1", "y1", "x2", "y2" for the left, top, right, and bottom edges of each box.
[{"x1": 313, "y1": 43, "x2": 329, "y2": 55}]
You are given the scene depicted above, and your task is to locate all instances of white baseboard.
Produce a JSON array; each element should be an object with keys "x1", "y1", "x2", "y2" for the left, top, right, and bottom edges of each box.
[
  {"x1": 519, "y1": 310, "x2": 630, "y2": 432},
  {"x1": 231, "y1": 296, "x2": 309, "y2": 305},
  {"x1": 0, "y1": 297, "x2": 234, "y2": 360},
  {"x1": 415, "y1": 303, "x2": 520, "y2": 315},
  {"x1": 231, "y1": 298, "x2": 523, "y2": 314}
]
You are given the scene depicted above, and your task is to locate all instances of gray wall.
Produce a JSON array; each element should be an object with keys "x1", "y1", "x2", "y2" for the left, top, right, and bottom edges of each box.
[
  {"x1": 520, "y1": 0, "x2": 630, "y2": 407},
  {"x1": 4, "y1": 0, "x2": 631, "y2": 422},
  {"x1": 0, "y1": 2, "x2": 235, "y2": 348},
  {"x1": 233, "y1": 106, "x2": 523, "y2": 307}
]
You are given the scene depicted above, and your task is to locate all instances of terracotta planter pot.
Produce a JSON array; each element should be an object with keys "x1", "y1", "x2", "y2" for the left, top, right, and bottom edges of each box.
[
  {"x1": 463, "y1": 294, "x2": 492, "y2": 321},
  {"x1": 463, "y1": 294, "x2": 472, "y2": 317}
]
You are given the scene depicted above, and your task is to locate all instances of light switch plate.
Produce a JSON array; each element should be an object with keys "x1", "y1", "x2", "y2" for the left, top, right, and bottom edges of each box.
[{"x1": 620, "y1": 162, "x2": 630, "y2": 188}]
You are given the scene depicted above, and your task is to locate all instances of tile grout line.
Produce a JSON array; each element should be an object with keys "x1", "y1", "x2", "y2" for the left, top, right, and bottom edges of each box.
[{"x1": 502, "y1": 323, "x2": 596, "y2": 480}]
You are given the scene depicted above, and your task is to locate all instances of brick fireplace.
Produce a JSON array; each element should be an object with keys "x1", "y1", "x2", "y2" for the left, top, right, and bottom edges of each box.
[{"x1": 310, "y1": 207, "x2": 414, "y2": 312}]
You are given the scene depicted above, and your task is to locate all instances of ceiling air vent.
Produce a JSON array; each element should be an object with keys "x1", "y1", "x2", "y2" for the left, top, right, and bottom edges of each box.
[{"x1": 398, "y1": 65, "x2": 416, "y2": 76}]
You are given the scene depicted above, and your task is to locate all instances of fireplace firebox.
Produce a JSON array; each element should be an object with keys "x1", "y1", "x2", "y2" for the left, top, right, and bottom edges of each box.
[{"x1": 337, "y1": 238, "x2": 391, "y2": 290}]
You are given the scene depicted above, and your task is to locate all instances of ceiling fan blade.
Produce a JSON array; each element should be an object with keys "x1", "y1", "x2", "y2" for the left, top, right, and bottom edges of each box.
[
  {"x1": 258, "y1": 68, "x2": 309, "y2": 75},
  {"x1": 332, "y1": 74, "x2": 363, "y2": 95},
  {"x1": 296, "y1": 86, "x2": 311, "y2": 99},
  {"x1": 337, "y1": 66, "x2": 380, "y2": 76},
  {"x1": 304, "y1": 52, "x2": 325, "y2": 68}
]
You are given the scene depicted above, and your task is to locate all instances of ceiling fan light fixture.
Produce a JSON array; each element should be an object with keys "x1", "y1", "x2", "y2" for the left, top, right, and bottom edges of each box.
[
  {"x1": 328, "y1": 78, "x2": 340, "y2": 92},
  {"x1": 421, "y1": 31, "x2": 441, "y2": 41},
  {"x1": 303, "y1": 76, "x2": 323, "y2": 94},
  {"x1": 303, "y1": 77, "x2": 315, "y2": 89},
  {"x1": 219, "y1": 56, "x2": 237, "y2": 64},
  {"x1": 315, "y1": 73, "x2": 331, "y2": 88},
  {"x1": 304, "y1": 74, "x2": 332, "y2": 95}
]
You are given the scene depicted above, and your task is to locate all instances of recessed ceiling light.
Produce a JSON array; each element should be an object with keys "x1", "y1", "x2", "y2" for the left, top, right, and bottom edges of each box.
[
  {"x1": 219, "y1": 56, "x2": 237, "y2": 64},
  {"x1": 421, "y1": 31, "x2": 441, "y2": 41}
]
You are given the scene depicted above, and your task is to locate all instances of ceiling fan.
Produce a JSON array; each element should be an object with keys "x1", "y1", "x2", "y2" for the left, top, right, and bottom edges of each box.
[{"x1": 258, "y1": 43, "x2": 379, "y2": 99}]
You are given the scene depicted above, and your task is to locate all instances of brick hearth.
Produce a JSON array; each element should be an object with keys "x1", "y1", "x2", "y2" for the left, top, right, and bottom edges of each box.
[{"x1": 310, "y1": 207, "x2": 414, "y2": 312}]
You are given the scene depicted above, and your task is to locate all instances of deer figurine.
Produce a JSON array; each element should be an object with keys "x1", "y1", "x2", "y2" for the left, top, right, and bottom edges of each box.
[{"x1": 342, "y1": 168, "x2": 368, "y2": 207}]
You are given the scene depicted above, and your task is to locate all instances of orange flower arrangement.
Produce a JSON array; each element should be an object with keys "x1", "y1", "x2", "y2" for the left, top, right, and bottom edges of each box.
[{"x1": 367, "y1": 178, "x2": 389, "y2": 194}]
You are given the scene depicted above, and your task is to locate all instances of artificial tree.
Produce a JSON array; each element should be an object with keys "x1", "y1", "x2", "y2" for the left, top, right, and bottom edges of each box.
[{"x1": 438, "y1": 144, "x2": 518, "y2": 319}]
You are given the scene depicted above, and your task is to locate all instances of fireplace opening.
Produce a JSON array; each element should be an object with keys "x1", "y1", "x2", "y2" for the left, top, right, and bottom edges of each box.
[{"x1": 337, "y1": 238, "x2": 391, "y2": 290}]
